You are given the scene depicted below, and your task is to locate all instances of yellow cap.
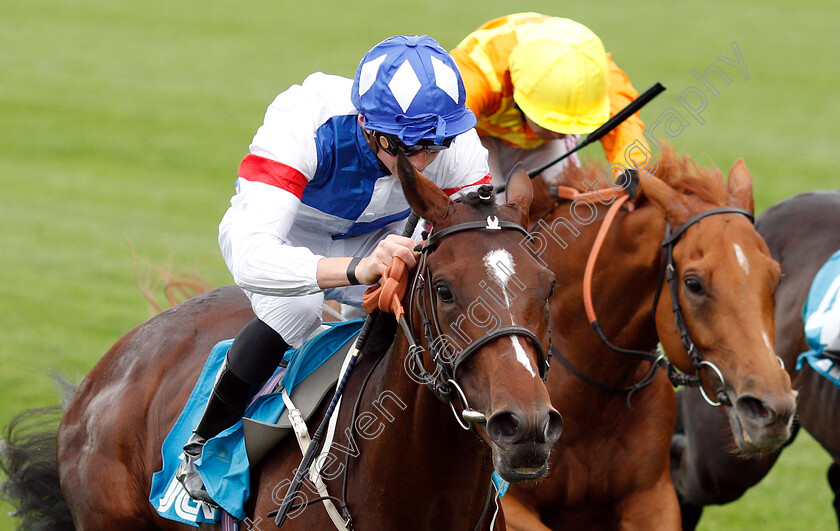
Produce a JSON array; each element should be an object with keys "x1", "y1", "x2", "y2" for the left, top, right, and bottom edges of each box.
[{"x1": 510, "y1": 18, "x2": 610, "y2": 135}]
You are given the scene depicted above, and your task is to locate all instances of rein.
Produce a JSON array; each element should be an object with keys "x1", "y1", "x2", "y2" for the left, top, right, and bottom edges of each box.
[{"x1": 533, "y1": 183, "x2": 755, "y2": 406}]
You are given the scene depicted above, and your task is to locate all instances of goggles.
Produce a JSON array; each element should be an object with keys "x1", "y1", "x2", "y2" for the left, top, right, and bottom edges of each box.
[{"x1": 372, "y1": 132, "x2": 453, "y2": 156}]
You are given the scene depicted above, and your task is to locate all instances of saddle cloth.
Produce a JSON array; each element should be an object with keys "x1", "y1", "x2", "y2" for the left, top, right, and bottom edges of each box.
[
  {"x1": 149, "y1": 319, "x2": 363, "y2": 526},
  {"x1": 796, "y1": 249, "x2": 840, "y2": 385}
]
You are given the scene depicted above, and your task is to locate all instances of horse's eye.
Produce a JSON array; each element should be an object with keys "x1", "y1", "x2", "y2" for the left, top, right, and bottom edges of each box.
[
  {"x1": 683, "y1": 275, "x2": 705, "y2": 295},
  {"x1": 435, "y1": 284, "x2": 454, "y2": 302},
  {"x1": 548, "y1": 282, "x2": 556, "y2": 300}
]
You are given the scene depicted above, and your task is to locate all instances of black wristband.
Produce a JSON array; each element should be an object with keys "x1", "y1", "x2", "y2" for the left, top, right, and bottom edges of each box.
[{"x1": 346, "y1": 257, "x2": 362, "y2": 285}]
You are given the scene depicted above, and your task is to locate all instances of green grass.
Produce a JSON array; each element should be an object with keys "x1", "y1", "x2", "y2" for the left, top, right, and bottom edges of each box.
[
  {"x1": 697, "y1": 431, "x2": 834, "y2": 530},
  {"x1": 1, "y1": 0, "x2": 838, "y2": 529}
]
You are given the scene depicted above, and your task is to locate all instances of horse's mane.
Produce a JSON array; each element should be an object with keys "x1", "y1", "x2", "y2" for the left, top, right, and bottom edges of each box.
[
  {"x1": 652, "y1": 145, "x2": 727, "y2": 206},
  {"x1": 560, "y1": 144, "x2": 728, "y2": 207}
]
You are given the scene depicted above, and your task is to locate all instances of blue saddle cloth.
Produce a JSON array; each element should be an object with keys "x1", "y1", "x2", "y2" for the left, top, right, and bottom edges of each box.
[
  {"x1": 796, "y1": 249, "x2": 840, "y2": 385},
  {"x1": 148, "y1": 319, "x2": 363, "y2": 526}
]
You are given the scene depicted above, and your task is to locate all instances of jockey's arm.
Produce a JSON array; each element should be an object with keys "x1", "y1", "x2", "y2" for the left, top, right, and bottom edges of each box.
[{"x1": 316, "y1": 235, "x2": 418, "y2": 289}]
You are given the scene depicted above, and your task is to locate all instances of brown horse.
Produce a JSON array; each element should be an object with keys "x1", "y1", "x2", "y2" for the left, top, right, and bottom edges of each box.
[
  {"x1": 671, "y1": 188, "x2": 840, "y2": 530},
  {"x1": 501, "y1": 147, "x2": 797, "y2": 530},
  {"x1": 5, "y1": 154, "x2": 563, "y2": 530}
]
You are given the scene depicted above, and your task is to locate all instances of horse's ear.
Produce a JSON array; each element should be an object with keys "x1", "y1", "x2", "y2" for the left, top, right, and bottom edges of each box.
[
  {"x1": 395, "y1": 149, "x2": 452, "y2": 226},
  {"x1": 639, "y1": 171, "x2": 692, "y2": 226},
  {"x1": 726, "y1": 158, "x2": 755, "y2": 213},
  {"x1": 504, "y1": 163, "x2": 533, "y2": 226}
]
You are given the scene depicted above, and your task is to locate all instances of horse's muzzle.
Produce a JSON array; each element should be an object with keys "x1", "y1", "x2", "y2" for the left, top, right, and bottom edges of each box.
[
  {"x1": 729, "y1": 390, "x2": 797, "y2": 454},
  {"x1": 486, "y1": 407, "x2": 563, "y2": 482}
]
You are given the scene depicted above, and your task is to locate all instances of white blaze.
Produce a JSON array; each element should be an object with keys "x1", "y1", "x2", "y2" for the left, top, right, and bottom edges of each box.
[
  {"x1": 484, "y1": 249, "x2": 514, "y2": 308},
  {"x1": 733, "y1": 243, "x2": 750, "y2": 276},
  {"x1": 762, "y1": 330, "x2": 776, "y2": 360},
  {"x1": 762, "y1": 331, "x2": 772, "y2": 350},
  {"x1": 483, "y1": 249, "x2": 537, "y2": 378}
]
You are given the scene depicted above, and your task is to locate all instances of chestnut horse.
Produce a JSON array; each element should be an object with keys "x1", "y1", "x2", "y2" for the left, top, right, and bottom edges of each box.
[
  {"x1": 671, "y1": 189, "x2": 840, "y2": 530},
  {"x1": 6, "y1": 155, "x2": 563, "y2": 530},
  {"x1": 501, "y1": 147, "x2": 797, "y2": 530}
]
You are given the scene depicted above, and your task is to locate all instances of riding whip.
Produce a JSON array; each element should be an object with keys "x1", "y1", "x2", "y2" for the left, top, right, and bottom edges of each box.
[
  {"x1": 273, "y1": 211, "x2": 421, "y2": 527},
  {"x1": 495, "y1": 82, "x2": 666, "y2": 193}
]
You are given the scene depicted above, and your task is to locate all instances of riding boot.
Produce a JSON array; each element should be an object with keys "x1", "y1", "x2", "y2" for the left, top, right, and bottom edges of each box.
[
  {"x1": 175, "y1": 317, "x2": 289, "y2": 505},
  {"x1": 175, "y1": 359, "x2": 256, "y2": 505}
]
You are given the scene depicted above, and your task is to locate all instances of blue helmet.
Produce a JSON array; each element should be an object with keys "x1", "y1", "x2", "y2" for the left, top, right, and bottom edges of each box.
[{"x1": 352, "y1": 35, "x2": 476, "y2": 146}]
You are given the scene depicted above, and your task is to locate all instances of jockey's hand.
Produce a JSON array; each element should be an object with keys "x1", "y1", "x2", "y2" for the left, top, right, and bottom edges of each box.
[{"x1": 356, "y1": 235, "x2": 418, "y2": 285}]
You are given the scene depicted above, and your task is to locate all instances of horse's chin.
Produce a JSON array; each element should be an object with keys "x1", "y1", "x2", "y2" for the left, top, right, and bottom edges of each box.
[
  {"x1": 725, "y1": 405, "x2": 793, "y2": 456},
  {"x1": 491, "y1": 444, "x2": 551, "y2": 483}
]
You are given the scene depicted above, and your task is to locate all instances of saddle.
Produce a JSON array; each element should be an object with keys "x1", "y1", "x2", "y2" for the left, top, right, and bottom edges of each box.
[
  {"x1": 823, "y1": 335, "x2": 840, "y2": 361},
  {"x1": 245, "y1": 306, "x2": 400, "y2": 464},
  {"x1": 150, "y1": 318, "x2": 370, "y2": 524},
  {"x1": 242, "y1": 329, "x2": 357, "y2": 464}
]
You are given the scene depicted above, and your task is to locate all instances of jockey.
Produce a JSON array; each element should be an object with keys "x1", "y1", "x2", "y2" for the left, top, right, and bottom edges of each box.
[
  {"x1": 175, "y1": 35, "x2": 491, "y2": 504},
  {"x1": 450, "y1": 13, "x2": 650, "y2": 187}
]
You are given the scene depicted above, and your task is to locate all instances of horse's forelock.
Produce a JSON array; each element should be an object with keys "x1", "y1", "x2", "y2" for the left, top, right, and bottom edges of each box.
[{"x1": 450, "y1": 185, "x2": 499, "y2": 222}]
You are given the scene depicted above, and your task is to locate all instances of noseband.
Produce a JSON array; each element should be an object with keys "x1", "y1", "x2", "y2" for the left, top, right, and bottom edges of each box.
[{"x1": 402, "y1": 216, "x2": 551, "y2": 427}]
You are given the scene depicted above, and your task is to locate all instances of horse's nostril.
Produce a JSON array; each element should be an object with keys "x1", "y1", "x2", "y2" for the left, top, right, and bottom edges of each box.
[
  {"x1": 486, "y1": 411, "x2": 524, "y2": 444},
  {"x1": 735, "y1": 395, "x2": 774, "y2": 423},
  {"x1": 542, "y1": 410, "x2": 564, "y2": 444},
  {"x1": 487, "y1": 409, "x2": 564, "y2": 445}
]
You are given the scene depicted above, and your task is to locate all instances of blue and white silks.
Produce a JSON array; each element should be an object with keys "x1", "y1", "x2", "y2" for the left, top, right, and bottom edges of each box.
[{"x1": 796, "y1": 249, "x2": 840, "y2": 385}]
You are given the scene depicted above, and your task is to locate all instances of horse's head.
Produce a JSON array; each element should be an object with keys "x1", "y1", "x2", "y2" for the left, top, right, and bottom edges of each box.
[
  {"x1": 396, "y1": 154, "x2": 562, "y2": 481},
  {"x1": 641, "y1": 149, "x2": 796, "y2": 454}
]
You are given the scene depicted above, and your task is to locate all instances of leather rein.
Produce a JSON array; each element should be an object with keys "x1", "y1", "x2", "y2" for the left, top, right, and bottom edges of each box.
[{"x1": 533, "y1": 182, "x2": 753, "y2": 407}]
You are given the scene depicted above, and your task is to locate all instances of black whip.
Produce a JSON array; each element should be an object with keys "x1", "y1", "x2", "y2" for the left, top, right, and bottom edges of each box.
[
  {"x1": 495, "y1": 82, "x2": 666, "y2": 193},
  {"x1": 528, "y1": 82, "x2": 665, "y2": 178}
]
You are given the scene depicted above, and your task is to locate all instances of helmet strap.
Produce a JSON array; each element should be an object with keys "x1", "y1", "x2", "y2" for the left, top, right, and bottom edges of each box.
[
  {"x1": 360, "y1": 121, "x2": 381, "y2": 155},
  {"x1": 359, "y1": 122, "x2": 395, "y2": 174}
]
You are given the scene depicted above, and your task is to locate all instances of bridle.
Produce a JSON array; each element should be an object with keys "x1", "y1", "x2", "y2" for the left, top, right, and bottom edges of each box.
[
  {"x1": 652, "y1": 206, "x2": 755, "y2": 406},
  {"x1": 402, "y1": 214, "x2": 551, "y2": 428},
  {"x1": 534, "y1": 182, "x2": 756, "y2": 407},
  {"x1": 334, "y1": 209, "x2": 551, "y2": 531}
]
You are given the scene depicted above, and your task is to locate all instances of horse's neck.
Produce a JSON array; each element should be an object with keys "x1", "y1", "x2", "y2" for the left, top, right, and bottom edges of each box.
[
  {"x1": 367, "y1": 334, "x2": 491, "y2": 468},
  {"x1": 341, "y1": 333, "x2": 494, "y2": 525},
  {"x1": 549, "y1": 200, "x2": 666, "y2": 383}
]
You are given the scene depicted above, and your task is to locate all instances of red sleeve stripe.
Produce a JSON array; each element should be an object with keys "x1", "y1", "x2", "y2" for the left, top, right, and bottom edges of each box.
[
  {"x1": 442, "y1": 173, "x2": 492, "y2": 196},
  {"x1": 238, "y1": 154, "x2": 308, "y2": 199}
]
